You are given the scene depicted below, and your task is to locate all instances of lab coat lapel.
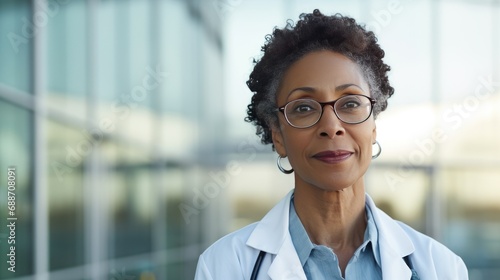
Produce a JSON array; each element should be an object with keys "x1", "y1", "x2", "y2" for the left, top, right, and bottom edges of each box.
[
  {"x1": 246, "y1": 190, "x2": 294, "y2": 254},
  {"x1": 246, "y1": 192, "x2": 416, "y2": 279},
  {"x1": 267, "y1": 236, "x2": 307, "y2": 280},
  {"x1": 246, "y1": 190, "x2": 307, "y2": 280},
  {"x1": 379, "y1": 244, "x2": 413, "y2": 279},
  {"x1": 366, "y1": 194, "x2": 414, "y2": 279}
]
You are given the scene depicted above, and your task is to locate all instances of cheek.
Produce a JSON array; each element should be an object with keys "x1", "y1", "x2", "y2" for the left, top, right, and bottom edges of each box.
[
  {"x1": 351, "y1": 125, "x2": 376, "y2": 157},
  {"x1": 281, "y1": 128, "x2": 311, "y2": 159}
]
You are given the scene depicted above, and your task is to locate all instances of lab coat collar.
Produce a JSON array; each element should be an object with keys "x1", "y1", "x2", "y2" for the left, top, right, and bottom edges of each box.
[
  {"x1": 246, "y1": 189, "x2": 294, "y2": 254},
  {"x1": 246, "y1": 190, "x2": 306, "y2": 279},
  {"x1": 246, "y1": 189, "x2": 415, "y2": 279},
  {"x1": 366, "y1": 194, "x2": 415, "y2": 279}
]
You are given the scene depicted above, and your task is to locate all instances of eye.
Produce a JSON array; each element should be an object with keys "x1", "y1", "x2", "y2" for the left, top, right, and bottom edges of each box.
[
  {"x1": 338, "y1": 96, "x2": 362, "y2": 109},
  {"x1": 287, "y1": 100, "x2": 320, "y2": 115},
  {"x1": 342, "y1": 101, "x2": 360, "y2": 108},
  {"x1": 294, "y1": 103, "x2": 315, "y2": 112}
]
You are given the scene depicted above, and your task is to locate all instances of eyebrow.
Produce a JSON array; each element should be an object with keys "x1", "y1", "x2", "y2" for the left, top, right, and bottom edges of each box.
[{"x1": 287, "y1": 83, "x2": 364, "y2": 97}]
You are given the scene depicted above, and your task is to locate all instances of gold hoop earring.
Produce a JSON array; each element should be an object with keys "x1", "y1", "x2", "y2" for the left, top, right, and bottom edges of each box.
[
  {"x1": 372, "y1": 141, "x2": 382, "y2": 159},
  {"x1": 277, "y1": 155, "x2": 293, "y2": 174}
]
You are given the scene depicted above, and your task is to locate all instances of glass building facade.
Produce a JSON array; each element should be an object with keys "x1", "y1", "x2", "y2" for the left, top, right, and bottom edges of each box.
[
  {"x1": 0, "y1": 0, "x2": 499, "y2": 280},
  {"x1": 0, "y1": 0, "x2": 223, "y2": 279}
]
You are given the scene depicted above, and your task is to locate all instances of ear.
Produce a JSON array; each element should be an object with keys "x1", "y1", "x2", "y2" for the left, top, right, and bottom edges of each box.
[
  {"x1": 272, "y1": 127, "x2": 287, "y2": 156},
  {"x1": 371, "y1": 123, "x2": 377, "y2": 144}
]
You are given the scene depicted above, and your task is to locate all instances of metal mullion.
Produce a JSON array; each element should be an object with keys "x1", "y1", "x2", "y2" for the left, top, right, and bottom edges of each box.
[
  {"x1": 84, "y1": 0, "x2": 107, "y2": 280},
  {"x1": 427, "y1": 0, "x2": 443, "y2": 241},
  {"x1": 493, "y1": 1, "x2": 500, "y2": 83},
  {"x1": 0, "y1": 84, "x2": 34, "y2": 110},
  {"x1": 33, "y1": 0, "x2": 49, "y2": 279},
  {"x1": 5, "y1": 243, "x2": 201, "y2": 280},
  {"x1": 149, "y1": 0, "x2": 167, "y2": 278},
  {"x1": 45, "y1": 107, "x2": 87, "y2": 128}
]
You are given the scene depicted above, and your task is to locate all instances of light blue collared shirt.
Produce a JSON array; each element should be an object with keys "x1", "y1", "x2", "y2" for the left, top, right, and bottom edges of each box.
[{"x1": 289, "y1": 197, "x2": 382, "y2": 279}]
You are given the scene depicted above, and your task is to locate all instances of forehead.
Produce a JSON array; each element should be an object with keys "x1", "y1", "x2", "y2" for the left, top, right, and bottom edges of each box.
[{"x1": 278, "y1": 50, "x2": 369, "y2": 97}]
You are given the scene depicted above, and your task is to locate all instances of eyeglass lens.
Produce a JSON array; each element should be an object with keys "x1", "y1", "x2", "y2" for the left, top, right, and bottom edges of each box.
[{"x1": 284, "y1": 95, "x2": 373, "y2": 128}]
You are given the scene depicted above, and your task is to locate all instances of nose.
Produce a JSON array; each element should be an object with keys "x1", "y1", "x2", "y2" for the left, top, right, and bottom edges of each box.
[{"x1": 317, "y1": 105, "x2": 345, "y2": 138}]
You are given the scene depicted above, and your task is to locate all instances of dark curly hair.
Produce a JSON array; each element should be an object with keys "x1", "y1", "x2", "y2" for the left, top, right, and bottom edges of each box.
[{"x1": 245, "y1": 9, "x2": 394, "y2": 148}]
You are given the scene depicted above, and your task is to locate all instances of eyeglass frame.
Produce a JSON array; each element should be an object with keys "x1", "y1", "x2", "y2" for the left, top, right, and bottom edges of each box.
[{"x1": 277, "y1": 94, "x2": 376, "y2": 128}]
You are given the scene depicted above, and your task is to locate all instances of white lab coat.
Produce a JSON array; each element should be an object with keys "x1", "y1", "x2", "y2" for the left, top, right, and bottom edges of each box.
[{"x1": 195, "y1": 190, "x2": 468, "y2": 279}]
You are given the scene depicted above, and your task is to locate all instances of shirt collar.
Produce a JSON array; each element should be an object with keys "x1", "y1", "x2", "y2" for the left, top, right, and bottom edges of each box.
[
  {"x1": 288, "y1": 195, "x2": 381, "y2": 267},
  {"x1": 365, "y1": 205, "x2": 381, "y2": 266},
  {"x1": 289, "y1": 198, "x2": 314, "y2": 266}
]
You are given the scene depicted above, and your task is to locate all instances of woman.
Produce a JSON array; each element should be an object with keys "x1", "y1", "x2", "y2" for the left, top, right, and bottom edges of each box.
[{"x1": 195, "y1": 10, "x2": 468, "y2": 279}]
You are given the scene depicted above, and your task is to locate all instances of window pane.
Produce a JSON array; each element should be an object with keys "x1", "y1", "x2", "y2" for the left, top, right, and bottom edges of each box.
[
  {"x1": 439, "y1": 2, "x2": 494, "y2": 101},
  {"x1": 0, "y1": 100, "x2": 34, "y2": 277},
  {"x1": 443, "y1": 168, "x2": 500, "y2": 279},
  {"x1": 46, "y1": 0, "x2": 87, "y2": 119},
  {"x1": 0, "y1": 0, "x2": 32, "y2": 93},
  {"x1": 107, "y1": 142, "x2": 153, "y2": 258},
  {"x1": 165, "y1": 167, "x2": 190, "y2": 248},
  {"x1": 46, "y1": 120, "x2": 85, "y2": 271},
  {"x1": 367, "y1": 166, "x2": 429, "y2": 232}
]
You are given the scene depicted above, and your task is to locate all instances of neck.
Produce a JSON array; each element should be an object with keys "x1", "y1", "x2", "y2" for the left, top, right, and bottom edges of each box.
[{"x1": 293, "y1": 181, "x2": 367, "y2": 271}]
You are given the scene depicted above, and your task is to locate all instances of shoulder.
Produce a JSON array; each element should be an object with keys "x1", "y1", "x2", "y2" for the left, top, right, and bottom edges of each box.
[
  {"x1": 396, "y1": 221, "x2": 468, "y2": 279},
  {"x1": 397, "y1": 221, "x2": 462, "y2": 260},
  {"x1": 367, "y1": 195, "x2": 466, "y2": 263},
  {"x1": 366, "y1": 195, "x2": 468, "y2": 279},
  {"x1": 201, "y1": 222, "x2": 258, "y2": 258},
  {"x1": 195, "y1": 223, "x2": 260, "y2": 279},
  {"x1": 195, "y1": 190, "x2": 294, "y2": 280}
]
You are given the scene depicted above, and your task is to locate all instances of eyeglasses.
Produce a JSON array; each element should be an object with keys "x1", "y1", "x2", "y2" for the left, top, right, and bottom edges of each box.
[{"x1": 277, "y1": 94, "x2": 376, "y2": 128}]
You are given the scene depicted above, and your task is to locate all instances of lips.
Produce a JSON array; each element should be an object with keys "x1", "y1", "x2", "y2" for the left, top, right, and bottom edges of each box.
[{"x1": 312, "y1": 150, "x2": 353, "y2": 163}]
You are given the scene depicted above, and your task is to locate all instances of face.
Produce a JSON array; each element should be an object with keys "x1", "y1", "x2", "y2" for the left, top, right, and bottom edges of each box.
[{"x1": 272, "y1": 50, "x2": 376, "y2": 192}]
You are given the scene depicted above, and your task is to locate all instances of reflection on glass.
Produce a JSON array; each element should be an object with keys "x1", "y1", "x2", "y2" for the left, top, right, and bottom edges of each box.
[
  {"x1": 0, "y1": 0, "x2": 32, "y2": 93},
  {"x1": 108, "y1": 142, "x2": 152, "y2": 258},
  {"x1": 46, "y1": 0, "x2": 87, "y2": 118},
  {"x1": 46, "y1": 120, "x2": 84, "y2": 270},
  {"x1": 0, "y1": 100, "x2": 33, "y2": 277},
  {"x1": 165, "y1": 260, "x2": 197, "y2": 280},
  {"x1": 164, "y1": 167, "x2": 188, "y2": 248},
  {"x1": 443, "y1": 168, "x2": 500, "y2": 279},
  {"x1": 366, "y1": 167, "x2": 429, "y2": 232}
]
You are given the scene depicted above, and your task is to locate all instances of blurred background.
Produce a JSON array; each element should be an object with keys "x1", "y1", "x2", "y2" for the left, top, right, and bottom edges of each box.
[{"x1": 0, "y1": 0, "x2": 499, "y2": 279}]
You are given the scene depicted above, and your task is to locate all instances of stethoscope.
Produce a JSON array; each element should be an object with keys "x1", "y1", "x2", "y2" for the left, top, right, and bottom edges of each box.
[
  {"x1": 250, "y1": 251, "x2": 267, "y2": 280},
  {"x1": 250, "y1": 251, "x2": 420, "y2": 280}
]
